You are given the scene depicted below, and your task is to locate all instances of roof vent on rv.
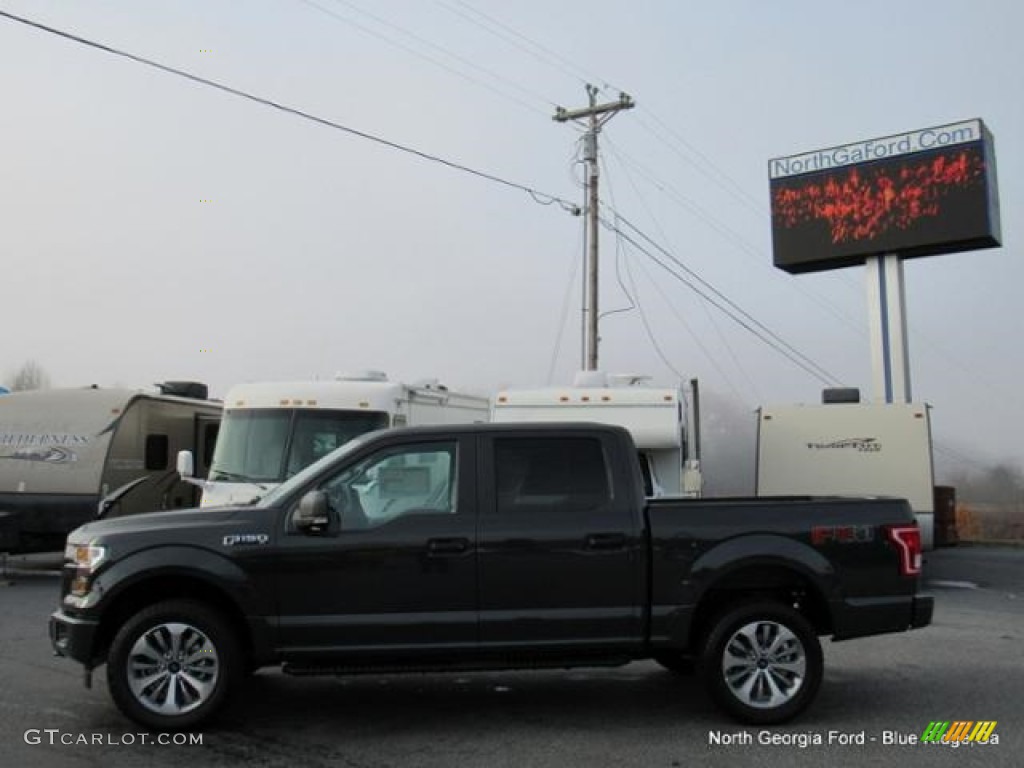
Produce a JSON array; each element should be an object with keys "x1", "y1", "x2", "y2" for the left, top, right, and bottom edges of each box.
[
  {"x1": 412, "y1": 378, "x2": 449, "y2": 391},
  {"x1": 336, "y1": 370, "x2": 389, "y2": 382},
  {"x1": 156, "y1": 381, "x2": 209, "y2": 400},
  {"x1": 572, "y1": 370, "x2": 609, "y2": 388},
  {"x1": 607, "y1": 373, "x2": 653, "y2": 388},
  {"x1": 822, "y1": 387, "x2": 860, "y2": 404}
]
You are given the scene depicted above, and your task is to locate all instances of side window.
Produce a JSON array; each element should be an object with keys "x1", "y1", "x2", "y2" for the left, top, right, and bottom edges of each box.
[
  {"x1": 202, "y1": 424, "x2": 219, "y2": 468},
  {"x1": 144, "y1": 434, "x2": 169, "y2": 471},
  {"x1": 637, "y1": 451, "x2": 654, "y2": 497},
  {"x1": 493, "y1": 437, "x2": 611, "y2": 515},
  {"x1": 317, "y1": 441, "x2": 457, "y2": 530}
]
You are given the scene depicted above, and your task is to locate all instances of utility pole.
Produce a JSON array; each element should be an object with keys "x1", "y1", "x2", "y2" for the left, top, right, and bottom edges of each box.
[{"x1": 554, "y1": 85, "x2": 634, "y2": 371}]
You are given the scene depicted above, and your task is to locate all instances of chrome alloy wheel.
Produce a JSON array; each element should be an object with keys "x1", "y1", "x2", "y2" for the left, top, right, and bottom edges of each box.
[
  {"x1": 126, "y1": 622, "x2": 220, "y2": 715},
  {"x1": 720, "y1": 620, "x2": 807, "y2": 709}
]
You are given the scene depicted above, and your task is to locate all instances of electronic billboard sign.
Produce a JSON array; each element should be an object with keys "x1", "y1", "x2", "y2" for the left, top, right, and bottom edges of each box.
[{"x1": 769, "y1": 119, "x2": 1001, "y2": 274}]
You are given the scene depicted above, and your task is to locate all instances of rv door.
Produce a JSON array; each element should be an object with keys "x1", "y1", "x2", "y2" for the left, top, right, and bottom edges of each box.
[{"x1": 192, "y1": 413, "x2": 220, "y2": 504}]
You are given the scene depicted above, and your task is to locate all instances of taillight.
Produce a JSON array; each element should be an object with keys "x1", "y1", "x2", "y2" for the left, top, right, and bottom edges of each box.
[{"x1": 886, "y1": 525, "x2": 922, "y2": 577}]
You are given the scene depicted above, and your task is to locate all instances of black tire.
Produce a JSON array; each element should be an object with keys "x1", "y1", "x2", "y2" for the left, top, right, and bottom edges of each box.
[
  {"x1": 106, "y1": 600, "x2": 240, "y2": 731},
  {"x1": 653, "y1": 653, "x2": 695, "y2": 676},
  {"x1": 699, "y1": 600, "x2": 822, "y2": 725}
]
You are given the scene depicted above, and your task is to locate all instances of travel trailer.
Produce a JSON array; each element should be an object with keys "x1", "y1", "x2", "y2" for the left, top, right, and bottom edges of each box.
[
  {"x1": 0, "y1": 383, "x2": 221, "y2": 553},
  {"x1": 756, "y1": 390, "x2": 936, "y2": 548},
  {"x1": 180, "y1": 371, "x2": 489, "y2": 507},
  {"x1": 492, "y1": 372, "x2": 703, "y2": 497}
]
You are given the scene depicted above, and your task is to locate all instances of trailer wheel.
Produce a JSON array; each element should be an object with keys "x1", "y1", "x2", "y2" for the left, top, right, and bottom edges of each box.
[
  {"x1": 699, "y1": 601, "x2": 822, "y2": 724},
  {"x1": 107, "y1": 600, "x2": 240, "y2": 731}
]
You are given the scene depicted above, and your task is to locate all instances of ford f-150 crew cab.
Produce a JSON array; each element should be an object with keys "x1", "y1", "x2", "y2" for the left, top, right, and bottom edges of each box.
[{"x1": 50, "y1": 422, "x2": 933, "y2": 730}]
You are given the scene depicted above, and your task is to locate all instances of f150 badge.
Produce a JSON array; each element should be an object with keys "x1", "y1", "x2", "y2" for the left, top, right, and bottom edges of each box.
[
  {"x1": 223, "y1": 534, "x2": 270, "y2": 546},
  {"x1": 811, "y1": 525, "x2": 874, "y2": 545}
]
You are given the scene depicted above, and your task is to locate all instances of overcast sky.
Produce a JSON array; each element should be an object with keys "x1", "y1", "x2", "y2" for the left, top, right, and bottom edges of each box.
[{"x1": 1, "y1": 0, "x2": 1021, "y2": 471}]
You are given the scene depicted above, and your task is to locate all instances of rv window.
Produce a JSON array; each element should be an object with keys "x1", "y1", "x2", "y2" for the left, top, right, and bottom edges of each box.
[
  {"x1": 203, "y1": 424, "x2": 219, "y2": 467},
  {"x1": 145, "y1": 434, "x2": 169, "y2": 471},
  {"x1": 284, "y1": 410, "x2": 390, "y2": 479}
]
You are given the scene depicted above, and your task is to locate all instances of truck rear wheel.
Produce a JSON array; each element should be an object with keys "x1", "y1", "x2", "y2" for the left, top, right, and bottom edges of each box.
[
  {"x1": 699, "y1": 601, "x2": 822, "y2": 724},
  {"x1": 106, "y1": 600, "x2": 240, "y2": 731}
]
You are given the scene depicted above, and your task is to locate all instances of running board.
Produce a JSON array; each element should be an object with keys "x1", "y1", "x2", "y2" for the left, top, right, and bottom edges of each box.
[{"x1": 283, "y1": 654, "x2": 633, "y2": 677}]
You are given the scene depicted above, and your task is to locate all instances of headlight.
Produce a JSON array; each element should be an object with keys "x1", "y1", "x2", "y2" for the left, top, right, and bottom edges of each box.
[
  {"x1": 65, "y1": 542, "x2": 106, "y2": 570},
  {"x1": 64, "y1": 542, "x2": 106, "y2": 598}
]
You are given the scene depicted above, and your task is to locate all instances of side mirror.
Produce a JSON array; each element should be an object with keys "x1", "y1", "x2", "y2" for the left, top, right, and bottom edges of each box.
[
  {"x1": 177, "y1": 450, "x2": 195, "y2": 479},
  {"x1": 295, "y1": 490, "x2": 330, "y2": 533}
]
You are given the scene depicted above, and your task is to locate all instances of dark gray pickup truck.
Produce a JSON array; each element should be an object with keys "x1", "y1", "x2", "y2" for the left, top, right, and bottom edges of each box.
[{"x1": 50, "y1": 422, "x2": 932, "y2": 730}]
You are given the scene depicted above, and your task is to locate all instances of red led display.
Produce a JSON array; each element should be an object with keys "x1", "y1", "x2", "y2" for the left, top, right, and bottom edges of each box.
[{"x1": 769, "y1": 131, "x2": 1000, "y2": 274}]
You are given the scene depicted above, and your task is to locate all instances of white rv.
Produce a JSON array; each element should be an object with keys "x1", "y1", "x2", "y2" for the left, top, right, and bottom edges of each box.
[
  {"x1": 492, "y1": 373, "x2": 703, "y2": 497},
  {"x1": 182, "y1": 371, "x2": 489, "y2": 507},
  {"x1": 0, "y1": 384, "x2": 221, "y2": 553},
  {"x1": 756, "y1": 393, "x2": 936, "y2": 549}
]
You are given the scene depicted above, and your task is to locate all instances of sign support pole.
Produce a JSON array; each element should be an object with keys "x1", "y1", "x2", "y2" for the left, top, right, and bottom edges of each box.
[{"x1": 866, "y1": 253, "x2": 912, "y2": 404}]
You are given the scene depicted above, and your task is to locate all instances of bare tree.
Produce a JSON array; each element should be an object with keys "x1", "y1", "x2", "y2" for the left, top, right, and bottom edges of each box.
[{"x1": 10, "y1": 359, "x2": 51, "y2": 391}]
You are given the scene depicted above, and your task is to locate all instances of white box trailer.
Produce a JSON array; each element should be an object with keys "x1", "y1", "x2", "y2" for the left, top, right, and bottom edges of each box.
[
  {"x1": 756, "y1": 398, "x2": 936, "y2": 549},
  {"x1": 0, "y1": 384, "x2": 221, "y2": 553},
  {"x1": 185, "y1": 371, "x2": 489, "y2": 507},
  {"x1": 492, "y1": 373, "x2": 702, "y2": 497}
]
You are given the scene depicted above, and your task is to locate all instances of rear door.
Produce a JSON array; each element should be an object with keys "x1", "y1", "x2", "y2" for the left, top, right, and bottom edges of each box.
[{"x1": 476, "y1": 429, "x2": 644, "y2": 651}]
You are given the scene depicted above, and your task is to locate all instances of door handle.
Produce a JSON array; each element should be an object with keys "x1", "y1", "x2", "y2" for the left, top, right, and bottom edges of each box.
[
  {"x1": 585, "y1": 533, "x2": 627, "y2": 551},
  {"x1": 427, "y1": 537, "x2": 470, "y2": 555}
]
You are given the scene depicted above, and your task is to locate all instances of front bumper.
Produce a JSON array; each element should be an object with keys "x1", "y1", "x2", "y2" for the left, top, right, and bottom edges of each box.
[{"x1": 49, "y1": 609, "x2": 100, "y2": 666}]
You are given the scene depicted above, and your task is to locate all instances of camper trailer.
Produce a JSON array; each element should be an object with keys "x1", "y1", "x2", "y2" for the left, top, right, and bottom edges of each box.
[
  {"x1": 492, "y1": 373, "x2": 703, "y2": 497},
  {"x1": 0, "y1": 384, "x2": 221, "y2": 553},
  {"x1": 756, "y1": 391, "x2": 936, "y2": 549},
  {"x1": 181, "y1": 371, "x2": 489, "y2": 507}
]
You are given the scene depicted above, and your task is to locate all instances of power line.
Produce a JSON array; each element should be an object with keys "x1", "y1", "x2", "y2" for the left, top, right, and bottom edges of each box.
[
  {"x1": 602, "y1": 139, "x2": 868, "y2": 339},
  {"x1": 632, "y1": 107, "x2": 765, "y2": 217},
  {"x1": 0, "y1": 8, "x2": 580, "y2": 216},
  {"x1": 424, "y1": 2, "x2": 904, "y2": 392},
  {"x1": 546, "y1": 228, "x2": 584, "y2": 385},
  {"x1": 621, "y1": 251, "x2": 688, "y2": 382},
  {"x1": 611, "y1": 212, "x2": 841, "y2": 384},
  {"x1": 413, "y1": 2, "x2": 866, "y2": 387},
  {"x1": 600, "y1": 213, "x2": 843, "y2": 387},
  {"x1": 299, "y1": 0, "x2": 555, "y2": 116},
  {"x1": 435, "y1": 0, "x2": 596, "y2": 90},
  {"x1": 604, "y1": 151, "x2": 761, "y2": 403}
]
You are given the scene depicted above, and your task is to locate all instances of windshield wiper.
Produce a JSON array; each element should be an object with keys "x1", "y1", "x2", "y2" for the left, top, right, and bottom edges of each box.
[{"x1": 209, "y1": 469, "x2": 269, "y2": 490}]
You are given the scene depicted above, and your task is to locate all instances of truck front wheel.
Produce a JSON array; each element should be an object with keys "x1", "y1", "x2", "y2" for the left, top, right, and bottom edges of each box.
[
  {"x1": 699, "y1": 601, "x2": 822, "y2": 724},
  {"x1": 106, "y1": 600, "x2": 240, "y2": 731}
]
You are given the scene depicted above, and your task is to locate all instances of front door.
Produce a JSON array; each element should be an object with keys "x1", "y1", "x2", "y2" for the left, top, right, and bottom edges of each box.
[{"x1": 275, "y1": 435, "x2": 477, "y2": 660}]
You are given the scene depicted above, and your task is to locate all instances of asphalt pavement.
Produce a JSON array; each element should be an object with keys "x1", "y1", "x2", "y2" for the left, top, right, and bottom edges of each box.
[{"x1": 1, "y1": 544, "x2": 1021, "y2": 767}]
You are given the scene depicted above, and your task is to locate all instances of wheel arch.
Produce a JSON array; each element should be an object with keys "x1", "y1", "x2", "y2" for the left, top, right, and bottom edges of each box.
[
  {"x1": 93, "y1": 573, "x2": 255, "y2": 669},
  {"x1": 678, "y1": 534, "x2": 839, "y2": 648}
]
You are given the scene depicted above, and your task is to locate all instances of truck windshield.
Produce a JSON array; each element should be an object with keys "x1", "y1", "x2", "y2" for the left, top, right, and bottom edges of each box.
[{"x1": 209, "y1": 409, "x2": 389, "y2": 483}]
